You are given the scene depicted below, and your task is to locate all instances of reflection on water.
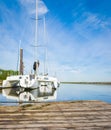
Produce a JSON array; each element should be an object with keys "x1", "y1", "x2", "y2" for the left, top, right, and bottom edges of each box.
[
  {"x1": 1, "y1": 83, "x2": 111, "y2": 105},
  {"x1": 1, "y1": 85, "x2": 57, "y2": 104}
]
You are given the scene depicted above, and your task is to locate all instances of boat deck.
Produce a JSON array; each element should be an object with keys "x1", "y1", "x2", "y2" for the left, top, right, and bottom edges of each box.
[{"x1": 0, "y1": 100, "x2": 111, "y2": 129}]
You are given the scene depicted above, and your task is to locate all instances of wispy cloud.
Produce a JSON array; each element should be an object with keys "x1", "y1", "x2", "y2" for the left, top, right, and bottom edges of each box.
[
  {"x1": 72, "y1": 10, "x2": 111, "y2": 41},
  {"x1": 83, "y1": 12, "x2": 110, "y2": 30}
]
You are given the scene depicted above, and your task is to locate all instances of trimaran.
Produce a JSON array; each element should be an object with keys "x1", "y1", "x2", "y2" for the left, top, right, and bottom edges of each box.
[{"x1": 2, "y1": 0, "x2": 60, "y2": 91}]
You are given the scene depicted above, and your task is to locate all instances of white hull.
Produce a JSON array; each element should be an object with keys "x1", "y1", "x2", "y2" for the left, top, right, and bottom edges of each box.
[
  {"x1": 2, "y1": 74, "x2": 59, "y2": 102},
  {"x1": 2, "y1": 74, "x2": 60, "y2": 89}
]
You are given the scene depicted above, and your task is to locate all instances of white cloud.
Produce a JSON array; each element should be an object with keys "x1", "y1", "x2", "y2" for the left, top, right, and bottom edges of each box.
[
  {"x1": 19, "y1": 0, "x2": 48, "y2": 15},
  {"x1": 38, "y1": 0, "x2": 48, "y2": 15}
]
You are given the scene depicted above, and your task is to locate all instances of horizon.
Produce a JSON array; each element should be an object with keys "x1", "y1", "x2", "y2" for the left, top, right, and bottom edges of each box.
[{"x1": 0, "y1": 0, "x2": 111, "y2": 82}]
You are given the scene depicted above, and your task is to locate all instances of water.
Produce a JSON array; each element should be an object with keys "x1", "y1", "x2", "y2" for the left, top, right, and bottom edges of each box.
[
  {"x1": 57, "y1": 84, "x2": 111, "y2": 103},
  {"x1": 0, "y1": 84, "x2": 111, "y2": 105}
]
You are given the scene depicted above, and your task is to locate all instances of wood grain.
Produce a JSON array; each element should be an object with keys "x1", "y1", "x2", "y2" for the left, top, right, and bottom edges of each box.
[{"x1": 0, "y1": 100, "x2": 111, "y2": 129}]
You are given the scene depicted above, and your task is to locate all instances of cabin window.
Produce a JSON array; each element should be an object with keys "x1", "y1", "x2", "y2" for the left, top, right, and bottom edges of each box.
[{"x1": 30, "y1": 75, "x2": 35, "y2": 80}]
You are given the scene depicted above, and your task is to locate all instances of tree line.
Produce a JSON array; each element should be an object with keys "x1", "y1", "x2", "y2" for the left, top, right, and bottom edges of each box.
[{"x1": 0, "y1": 69, "x2": 18, "y2": 80}]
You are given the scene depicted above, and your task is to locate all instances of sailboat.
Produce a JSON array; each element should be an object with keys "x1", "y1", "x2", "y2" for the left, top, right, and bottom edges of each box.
[{"x1": 2, "y1": 0, "x2": 60, "y2": 90}]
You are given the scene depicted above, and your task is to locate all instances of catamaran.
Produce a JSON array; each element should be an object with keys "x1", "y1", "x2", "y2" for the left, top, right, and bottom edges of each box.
[{"x1": 2, "y1": 0, "x2": 60, "y2": 90}]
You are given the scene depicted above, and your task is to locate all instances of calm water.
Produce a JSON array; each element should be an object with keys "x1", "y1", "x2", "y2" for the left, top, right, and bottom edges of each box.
[
  {"x1": 0, "y1": 84, "x2": 111, "y2": 105},
  {"x1": 56, "y1": 84, "x2": 111, "y2": 103}
]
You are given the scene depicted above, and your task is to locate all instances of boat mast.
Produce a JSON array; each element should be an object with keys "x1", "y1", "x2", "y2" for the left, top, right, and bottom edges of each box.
[
  {"x1": 43, "y1": 16, "x2": 46, "y2": 75},
  {"x1": 34, "y1": 0, "x2": 39, "y2": 76}
]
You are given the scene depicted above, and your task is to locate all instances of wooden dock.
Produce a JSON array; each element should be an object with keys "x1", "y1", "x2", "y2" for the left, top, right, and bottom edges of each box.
[{"x1": 0, "y1": 100, "x2": 111, "y2": 129}]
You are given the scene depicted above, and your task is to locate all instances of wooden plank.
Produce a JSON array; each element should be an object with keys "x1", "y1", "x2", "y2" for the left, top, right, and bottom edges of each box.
[{"x1": 0, "y1": 100, "x2": 111, "y2": 129}]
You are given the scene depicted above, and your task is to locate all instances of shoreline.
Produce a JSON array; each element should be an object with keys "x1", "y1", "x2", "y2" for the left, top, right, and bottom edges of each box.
[
  {"x1": 1, "y1": 81, "x2": 111, "y2": 86},
  {"x1": 61, "y1": 81, "x2": 111, "y2": 85}
]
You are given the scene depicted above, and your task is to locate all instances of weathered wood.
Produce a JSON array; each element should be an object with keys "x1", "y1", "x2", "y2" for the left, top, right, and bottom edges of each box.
[
  {"x1": 19, "y1": 48, "x2": 24, "y2": 75},
  {"x1": 0, "y1": 100, "x2": 111, "y2": 129}
]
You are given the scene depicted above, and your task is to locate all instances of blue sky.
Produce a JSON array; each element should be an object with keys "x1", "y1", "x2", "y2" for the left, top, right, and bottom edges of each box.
[{"x1": 0, "y1": 0, "x2": 111, "y2": 82}]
